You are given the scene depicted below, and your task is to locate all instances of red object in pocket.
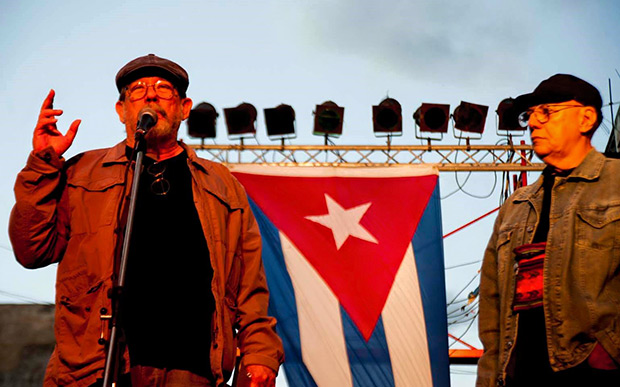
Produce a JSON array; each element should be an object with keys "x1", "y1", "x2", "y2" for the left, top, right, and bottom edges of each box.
[{"x1": 588, "y1": 343, "x2": 619, "y2": 370}]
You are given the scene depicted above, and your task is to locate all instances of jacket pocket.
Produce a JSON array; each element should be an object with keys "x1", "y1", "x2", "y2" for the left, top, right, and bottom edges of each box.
[
  {"x1": 496, "y1": 229, "x2": 514, "y2": 279},
  {"x1": 55, "y1": 268, "x2": 106, "y2": 379},
  {"x1": 222, "y1": 296, "x2": 239, "y2": 377},
  {"x1": 576, "y1": 204, "x2": 620, "y2": 250},
  {"x1": 575, "y1": 205, "x2": 620, "y2": 295},
  {"x1": 67, "y1": 177, "x2": 124, "y2": 235}
]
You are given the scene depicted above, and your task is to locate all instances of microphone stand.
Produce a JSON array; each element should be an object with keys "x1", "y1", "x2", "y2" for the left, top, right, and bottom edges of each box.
[{"x1": 102, "y1": 127, "x2": 148, "y2": 387}]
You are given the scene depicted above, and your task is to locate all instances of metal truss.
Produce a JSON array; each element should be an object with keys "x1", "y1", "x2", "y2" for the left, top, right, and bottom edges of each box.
[{"x1": 189, "y1": 143, "x2": 545, "y2": 171}]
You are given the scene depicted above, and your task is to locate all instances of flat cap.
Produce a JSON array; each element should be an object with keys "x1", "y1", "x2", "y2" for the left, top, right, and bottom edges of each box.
[
  {"x1": 515, "y1": 74, "x2": 602, "y2": 114},
  {"x1": 115, "y1": 54, "x2": 189, "y2": 96}
]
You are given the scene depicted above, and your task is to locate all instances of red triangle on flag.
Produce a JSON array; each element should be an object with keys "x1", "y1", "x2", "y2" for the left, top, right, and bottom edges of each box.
[{"x1": 233, "y1": 168, "x2": 437, "y2": 340}]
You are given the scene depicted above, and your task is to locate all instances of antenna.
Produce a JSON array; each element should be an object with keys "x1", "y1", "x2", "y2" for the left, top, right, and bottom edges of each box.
[{"x1": 604, "y1": 77, "x2": 620, "y2": 157}]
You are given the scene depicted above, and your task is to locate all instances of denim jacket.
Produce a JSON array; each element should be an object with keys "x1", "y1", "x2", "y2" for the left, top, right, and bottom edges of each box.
[{"x1": 477, "y1": 150, "x2": 620, "y2": 386}]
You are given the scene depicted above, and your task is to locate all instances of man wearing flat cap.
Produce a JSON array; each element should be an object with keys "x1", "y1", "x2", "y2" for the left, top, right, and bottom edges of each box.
[
  {"x1": 477, "y1": 74, "x2": 620, "y2": 386},
  {"x1": 9, "y1": 54, "x2": 284, "y2": 387}
]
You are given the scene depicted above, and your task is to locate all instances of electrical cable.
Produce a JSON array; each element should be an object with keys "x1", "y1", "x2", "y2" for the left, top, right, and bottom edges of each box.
[
  {"x1": 447, "y1": 298, "x2": 469, "y2": 307},
  {"x1": 448, "y1": 312, "x2": 478, "y2": 348},
  {"x1": 326, "y1": 137, "x2": 345, "y2": 162},
  {"x1": 447, "y1": 298, "x2": 479, "y2": 314},
  {"x1": 448, "y1": 301, "x2": 479, "y2": 320},
  {"x1": 445, "y1": 260, "x2": 482, "y2": 270},
  {"x1": 441, "y1": 137, "x2": 501, "y2": 200},
  {"x1": 447, "y1": 271, "x2": 480, "y2": 306},
  {"x1": 448, "y1": 316, "x2": 478, "y2": 326},
  {"x1": 448, "y1": 300, "x2": 479, "y2": 319},
  {"x1": 449, "y1": 367, "x2": 478, "y2": 376}
]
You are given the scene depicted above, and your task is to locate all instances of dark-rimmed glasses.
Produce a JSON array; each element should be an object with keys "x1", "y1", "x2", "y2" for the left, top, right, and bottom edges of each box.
[
  {"x1": 518, "y1": 104, "x2": 584, "y2": 128},
  {"x1": 127, "y1": 80, "x2": 176, "y2": 102},
  {"x1": 147, "y1": 162, "x2": 170, "y2": 196}
]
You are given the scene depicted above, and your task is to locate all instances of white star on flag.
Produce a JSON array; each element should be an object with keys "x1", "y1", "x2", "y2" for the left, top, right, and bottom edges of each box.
[{"x1": 305, "y1": 194, "x2": 379, "y2": 250}]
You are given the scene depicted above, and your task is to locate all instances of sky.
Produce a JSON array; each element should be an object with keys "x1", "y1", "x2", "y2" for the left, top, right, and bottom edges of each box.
[{"x1": 1, "y1": 0, "x2": 619, "y2": 385}]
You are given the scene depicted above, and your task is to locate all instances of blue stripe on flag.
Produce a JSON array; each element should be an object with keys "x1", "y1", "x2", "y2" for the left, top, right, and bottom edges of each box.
[
  {"x1": 249, "y1": 199, "x2": 318, "y2": 386},
  {"x1": 341, "y1": 306, "x2": 395, "y2": 387},
  {"x1": 412, "y1": 183, "x2": 450, "y2": 387}
]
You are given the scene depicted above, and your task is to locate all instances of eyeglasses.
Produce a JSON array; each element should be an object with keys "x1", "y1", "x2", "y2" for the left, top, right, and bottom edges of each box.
[
  {"x1": 518, "y1": 104, "x2": 584, "y2": 128},
  {"x1": 147, "y1": 162, "x2": 170, "y2": 196},
  {"x1": 127, "y1": 80, "x2": 177, "y2": 101}
]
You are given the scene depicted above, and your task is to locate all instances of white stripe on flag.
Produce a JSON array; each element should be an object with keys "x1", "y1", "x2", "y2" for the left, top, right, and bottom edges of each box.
[
  {"x1": 382, "y1": 244, "x2": 433, "y2": 387},
  {"x1": 280, "y1": 232, "x2": 353, "y2": 387}
]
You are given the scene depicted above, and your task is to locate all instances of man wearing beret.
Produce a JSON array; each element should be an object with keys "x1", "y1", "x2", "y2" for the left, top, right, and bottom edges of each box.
[
  {"x1": 9, "y1": 54, "x2": 284, "y2": 387},
  {"x1": 477, "y1": 74, "x2": 620, "y2": 386}
]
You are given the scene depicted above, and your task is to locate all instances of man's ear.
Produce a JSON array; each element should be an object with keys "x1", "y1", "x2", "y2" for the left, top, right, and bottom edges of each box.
[
  {"x1": 181, "y1": 98, "x2": 193, "y2": 120},
  {"x1": 115, "y1": 101, "x2": 126, "y2": 124},
  {"x1": 579, "y1": 106, "x2": 597, "y2": 134}
]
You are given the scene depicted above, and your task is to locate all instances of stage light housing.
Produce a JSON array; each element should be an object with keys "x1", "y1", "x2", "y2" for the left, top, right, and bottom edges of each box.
[
  {"x1": 264, "y1": 104, "x2": 296, "y2": 140},
  {"x1": 187, "y1": 102, "x2": 218, "y2": 139},
  {"x1": 496, "y1": 98, "x2": 525, "y2": 135},
  {"x1": 413, "y1": 103, "x2": 450, "y2": 133},
  {"x1": 313, "y1": 101, "x2": 344, "y2": 137},
  {"x1": 373, "y1": 98, "x2": 402, "y2": 136},
  {"x1": 224, "y1": 102, "x2": 257, "y2": 139},
  {"x1": 453, "y1": 101, "x2": 488, "y2": 138}
]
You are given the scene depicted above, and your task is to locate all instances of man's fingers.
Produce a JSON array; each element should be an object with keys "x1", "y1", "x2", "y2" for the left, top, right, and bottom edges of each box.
[
  {"x1": 36, "y1": 118, "x2": 59, "y2": 129},
  {"x1": 41, "y1": 89, "x2": 55, "y2": 110},
  {"x1": 32, "y1": 90, "x2": 79, "y2": 156},
  {"x1": 65, "y1": 120, "x2": 81, "y2": 144},
  {"x1": 40, "y1": 109, "x2": 63, "y2": 119}
]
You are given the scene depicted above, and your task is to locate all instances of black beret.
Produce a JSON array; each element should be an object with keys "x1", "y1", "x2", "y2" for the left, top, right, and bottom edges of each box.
[{"x1": 115, "y1": 54, "x2": 189, "y2": 96}]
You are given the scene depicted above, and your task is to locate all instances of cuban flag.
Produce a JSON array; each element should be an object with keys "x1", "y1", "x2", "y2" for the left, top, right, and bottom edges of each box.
[{"x1": 230, "y1": 165, "x2": 449, "y2": 387}]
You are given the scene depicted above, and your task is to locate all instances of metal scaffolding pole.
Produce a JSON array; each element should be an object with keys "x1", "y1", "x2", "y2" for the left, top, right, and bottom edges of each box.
[{"x1": 189, "y1": 143, "x2": 545, "y2": 171}]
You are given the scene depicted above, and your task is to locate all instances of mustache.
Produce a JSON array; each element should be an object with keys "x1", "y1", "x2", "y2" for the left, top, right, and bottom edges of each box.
[{"x1": 140, "y1": 105, "x2": 167, "y2": 119}]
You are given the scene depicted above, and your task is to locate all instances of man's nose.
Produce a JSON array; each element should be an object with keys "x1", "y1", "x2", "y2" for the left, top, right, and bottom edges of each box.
[
  {"x1": 528, "y1": 115, "x2": 543, "y2": 131},
  {"x1": 145, "y1": 85, "x2": 158, "y2": 101}
]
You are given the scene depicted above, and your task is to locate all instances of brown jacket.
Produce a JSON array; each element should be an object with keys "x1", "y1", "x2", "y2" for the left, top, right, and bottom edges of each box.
[{"x1": 9, "y1": 141, "x2": 284, "y2": 387}]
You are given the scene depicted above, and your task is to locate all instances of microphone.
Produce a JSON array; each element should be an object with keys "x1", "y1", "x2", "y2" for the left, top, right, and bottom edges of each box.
[{"x1": 137, "y1": 108, "x2": 158, "y2": 132}]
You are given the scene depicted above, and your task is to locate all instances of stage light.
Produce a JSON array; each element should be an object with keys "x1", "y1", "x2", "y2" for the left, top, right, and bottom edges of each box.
[
  {"x1": 264, "y1": 104, "x2": 296, "y2": 140},
  {"x1": 373, "y1": 98, "x2": 402, "y2": 136},
  {"x1": 413, "y1": 103, "x2": 450, "y2": 133},
  {"x1": 224, "y1": 102, "x2": 257, "y2": 139},
  {"x1": 453, "y1": 101, "x2": 488, "y2": 139},
  {"x1": 313, "y1": 101, "x2": 344, "y2": 137},
  {"x1": 496, "y1": 98, "x2": 525, "y2": 135},
  {"x1": 187, "y1": 102, "x2": 218, "y2": 139}
]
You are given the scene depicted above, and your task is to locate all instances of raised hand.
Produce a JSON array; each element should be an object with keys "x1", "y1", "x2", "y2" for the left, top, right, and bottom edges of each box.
[{"x1": 33, "y1": 89, "x2": 80, "y2": 156}]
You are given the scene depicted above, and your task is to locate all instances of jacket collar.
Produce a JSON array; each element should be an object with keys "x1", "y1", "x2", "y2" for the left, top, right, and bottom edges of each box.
[
  {"x1": 181, "y1": 142, "x2": 242, "y2": 208},
  {"x1": 564, "y1": 148, "x2": 605, "y2": 181},
  {"x1": 512, "y1": 149, "x2": 604, "y2": 202},
  {"x1": 101, "y1": 141, "x2": 130, "y2": 165},
  {"x1": 181, "y1": 141, "x2": 211, "y2": 175},
  {"x1": 100, "y1": 140, "x2": 239, "y2": 205},
  {"x1": 100, "y1": 140, "x2": 211, "y2": 174}
]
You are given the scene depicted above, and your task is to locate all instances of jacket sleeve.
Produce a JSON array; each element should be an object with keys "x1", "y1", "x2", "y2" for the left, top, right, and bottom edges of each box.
[
  {"x1": 476, "y1": 209, "x2": 503, "y2": 387},
  {"x1": 9, "y1": 147, "x2": 70, "y2": 269},
  {"x1": 233, "y1": 181, "x2": 285, "y2": 373}
]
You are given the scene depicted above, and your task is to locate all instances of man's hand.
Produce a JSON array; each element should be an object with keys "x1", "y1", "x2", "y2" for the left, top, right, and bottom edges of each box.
[
  {"x1": 246, "y1": 364, "x2": 276, "y2": 387},
  {"x1": 33, "y1": 89, "x2": 80, "y2": 156}
]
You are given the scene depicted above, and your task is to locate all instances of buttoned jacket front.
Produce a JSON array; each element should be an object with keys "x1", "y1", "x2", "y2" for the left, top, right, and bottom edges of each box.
[
  {"x1": 477, "y1": 150, "x2": 620, "y2": 386},
  {"x1": 9, "y1": 141, "x2": 284, "y2": 387}
]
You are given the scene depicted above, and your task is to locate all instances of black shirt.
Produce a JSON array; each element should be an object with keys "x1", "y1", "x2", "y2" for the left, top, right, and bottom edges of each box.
[{"x1": 122, "y1": 150, "x2": 214, "y2": 378}]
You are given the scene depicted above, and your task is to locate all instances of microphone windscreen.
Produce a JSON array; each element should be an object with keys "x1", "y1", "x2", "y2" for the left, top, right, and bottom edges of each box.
[{"x1": 138, "y1": 108, "x2": 158, "y2": 131}]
